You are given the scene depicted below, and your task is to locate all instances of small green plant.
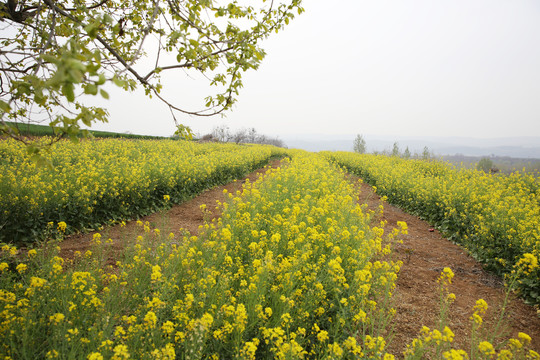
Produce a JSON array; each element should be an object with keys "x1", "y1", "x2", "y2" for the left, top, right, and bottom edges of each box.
[
  {"x1": 353, "y1": 134, "x2": 367, "y2": 154},
  {"x1": 477, "y1": 157, "x2": 495, "y2": 173}
]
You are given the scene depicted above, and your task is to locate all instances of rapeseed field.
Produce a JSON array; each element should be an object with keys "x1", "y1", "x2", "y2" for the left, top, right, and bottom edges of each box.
[
  {"x1": 0, "y1": 142, "x2": 538, "y2": 359},
  {"x1": 0, "y1": 138, "x2": 285, "y2": 244},
  {"x1": 0, "y1": 152, "x2": 406, "y2": 359},
  {"x1": 323, "y1": 152, "x2": 540, "y2": 305}
]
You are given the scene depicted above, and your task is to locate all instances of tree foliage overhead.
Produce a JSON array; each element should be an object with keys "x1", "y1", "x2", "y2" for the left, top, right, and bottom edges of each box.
[{"x1": 0, "y1": 0, "x2": 303, "y2": 151}]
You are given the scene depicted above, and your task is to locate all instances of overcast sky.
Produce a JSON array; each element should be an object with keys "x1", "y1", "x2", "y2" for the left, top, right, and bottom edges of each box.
[{"x1": 89, "y1": 0, "x2": 540, "y2": 141}]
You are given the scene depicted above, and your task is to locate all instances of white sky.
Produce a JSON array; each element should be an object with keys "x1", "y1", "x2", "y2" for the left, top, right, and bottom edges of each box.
[{"x1": 89, "y1": 0, "x2": 540, "y2": 140}]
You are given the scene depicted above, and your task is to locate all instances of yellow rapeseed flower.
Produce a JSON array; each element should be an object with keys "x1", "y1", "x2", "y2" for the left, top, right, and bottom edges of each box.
[
  {"x1": 49, "y1": 313, "x2": 65, "y2": 325},
  {"x1": 87, "y1": 352, "x2": 104, "y2": 360},
  {"x1": 57, "y1": 222, "x2": 67, "y2": 232},
  {"x1": 16, "y1": 263, "x2": 27, "y2": 274},
  {"x1": 478, "y1": 341, "x2": 495, "y2": 356}
]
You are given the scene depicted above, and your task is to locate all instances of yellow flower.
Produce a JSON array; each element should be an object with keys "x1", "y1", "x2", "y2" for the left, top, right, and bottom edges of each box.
[
  {"x1": 57, "y1": 221, "x2": 67, "y2": 232},
  {"x1": 112, "y1": 344, "x2": 130, "y2": 360},
  {"x1": 498, "y1": 349, "x2": 513, "y2": 360},
  {"x1": 92, "y1": 233, "x2": 102, "y2": 245},
  {"x1": 442, "y1": 349, "x2": 468, "y2": 360},
  {"x1": 87, "y1": 353, "x2": 104, "y2": 360},
  {"x1": 162, "y1": 321, "x2": 175, "y2": 335},
  {"x1": 471, "y1": 313, "x2": 483, "y2": 325},
  {"x1": 329, "y1": 342, "x2": 343, "y2": 356},
  {"x1": 515, "y1": 253, "x2": 538, "y2": 274},
  {"x1": 443, "y1": 326, "x2": 455, "y2": 343},
  {"x1": 0, "y1": 262, "x2": 8, "y2": 272},
  {"x1": 144, "y1": 311, "x2": 157, "y2": 329},
  {"x1": 114, "y1": 326, "x2": 126, "y2": 337},
  {"x1": 508, "y1": 338, "x2": 522, "y2": 350},
  {"x1": 241, "y1": 339, "x2": 260, "y2": 360},
  {"x1": 46, "y1": 350, "x2": 59, "y2": 359},
  {"x1": 25, "y1": 276, "x2": 47, "y2": 296},
  {"x1": 317, "y1": 330, "x2": 329, "y2": 342},
  {"x1": 16, "y1": 263, "x2": 27, "y2": 273},
  {"x1": 397, "y1": 221, "x2": 408, "y2": 234},
  {"x1": 0, "y1": 290, "x2": 16, "y2": 303},
  {"x1": 478, "y1": 341, "x2": 495, "y2": 356},
  {"x1": 518, "y1": 332, "x2": 531, "y2": 345},
  {"x1": 49, "y1": 313, "x2": 65, "y2": 325},
  {"x1": 151, "y1": 265, "x2": 162, "y2": 282},
  {"x1": 438, "y1": 267, "x2": 454, "y2": 284},
  {"x1": 473, "y1": 299, "x2": 488, "y2": 314},
  {"x1": 152, "y1": 344, "x2": 175, "y2": 360}
]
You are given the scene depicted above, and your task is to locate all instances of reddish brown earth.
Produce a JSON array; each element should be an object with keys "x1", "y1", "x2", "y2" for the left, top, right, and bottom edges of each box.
[
  {"x1": 60, "y1": 161, "x2": 540, "y2": 356},
  {"x1": 356, "y1": 180, "x2": 540, "y2": 355},
  {"x1": 60, "y1": 160, "x2": 282, "y2": 261}
]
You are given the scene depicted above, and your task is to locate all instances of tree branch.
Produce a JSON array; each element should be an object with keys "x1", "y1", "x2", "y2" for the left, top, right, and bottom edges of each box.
[
  {"x1": 62, "y1": 0, "x2": 110, "y2": 11},
  {"x1": 142, "y1": 45, "x2": 233, "y2": 81}
]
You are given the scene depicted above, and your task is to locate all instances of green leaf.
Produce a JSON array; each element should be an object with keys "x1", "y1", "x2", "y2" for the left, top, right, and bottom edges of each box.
[
  {"x1": 97, "y1": 74, "x2": 106, "y2": 85},
  {"x1": 34, "y1": 88, "x2": 46, "y2": 105},
  {"x1": 84, "y1": 84, "x2": 98, "y2": 95},
  {"x1": 84, "y1": 22, "x2": 99, "y2": 39},
  {"x1": 41, "y1": 54, "x2": 59, "y2": 65},
  {"x1": 103, "y1": 14, "x2": 113, "y2": 25},
  {"x1": 112, "y1": 76, "x2": 126, "y2": 87},
  {"x1": 62, "y1": 83, "x2": 75, "y2": 102},
  {"x1": 100, "y1": 89, "x2": 109, "y2": 99},
  {"x1": 0, "y1": 99, "x2": 10, "y2": 112}
]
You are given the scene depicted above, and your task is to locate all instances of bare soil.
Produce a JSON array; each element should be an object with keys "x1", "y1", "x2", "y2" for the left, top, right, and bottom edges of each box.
[
  {"x1": 356, "y1": 180, "x2": 540, "y2": 355},
  {"x1": 59, "y1": 160, "x2": 282, "y2": 261},
  {"x1": 59, "y1": 161, "x2": 540, "y2": 356}
]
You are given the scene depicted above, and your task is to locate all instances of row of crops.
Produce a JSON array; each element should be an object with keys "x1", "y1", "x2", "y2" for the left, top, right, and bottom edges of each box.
[
  {"x1": 0, "y1": 138, "x2": 285, "y2": 244},
  {"x1": 323, "y1": 152, "x2": 540, "y2": 305},
  {"x1": 0, "y1": 152, "x2": 406, "y2": 359},
  {"x1": 2, "y1": 121, "x2": 168, "y2": 140},
  {"x1": 1, "y1": 146, "x2": 538, "y2": 358}
]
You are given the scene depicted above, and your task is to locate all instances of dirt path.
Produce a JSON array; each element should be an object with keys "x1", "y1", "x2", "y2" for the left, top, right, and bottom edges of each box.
[
  {"x1": 357, "y1": 181, "x2": 540, "y2": 355},
  {"x1": 60, "y1": 161, "x2": 540, "y2": 355},
  {"x1": 60, "y1": 160, "x2": 282, "y2": 261}
]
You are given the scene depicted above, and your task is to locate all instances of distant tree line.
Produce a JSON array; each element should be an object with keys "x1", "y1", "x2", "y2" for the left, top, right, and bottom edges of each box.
[
  {"x1": 353, "y1": 134, "x2": 433, "y2": 160},
  {"x1": 352, "y1": 134, "x2": 539, "y2": 175},
  {"x1": 201, "y1": 125, "x2": 286, "y2": 148}
]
